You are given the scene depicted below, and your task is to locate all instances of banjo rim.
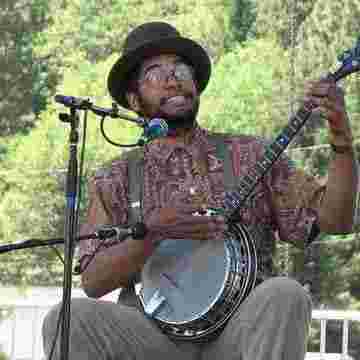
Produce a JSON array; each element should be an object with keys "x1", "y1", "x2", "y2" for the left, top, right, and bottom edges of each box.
[{"x1": 136, "y1": 222, "x2": 258, "y2": 341}]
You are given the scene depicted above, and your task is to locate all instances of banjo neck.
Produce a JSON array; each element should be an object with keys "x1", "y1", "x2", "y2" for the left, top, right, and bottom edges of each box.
[
  {"x1": 224, "y1": 49, "x2": 360, "y2": 221},
  {"x1": 224, "y1": 97, "x2": 318, "y2": 221}
]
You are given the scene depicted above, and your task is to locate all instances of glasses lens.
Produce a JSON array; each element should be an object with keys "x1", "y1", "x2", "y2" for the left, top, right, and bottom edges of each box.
[
  {"x1": 174, "y1": 63, "x2": 193, "y2": 81},
  {"x1": 143, "y1": 66, "x2": 162, "y2": 84},
  {"x1": 140, "y1": 63, "x2": 194, "y2": 85}
]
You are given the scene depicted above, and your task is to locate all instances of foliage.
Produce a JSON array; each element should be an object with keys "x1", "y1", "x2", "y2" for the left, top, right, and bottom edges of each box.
[
  {"x1": 0, "y1": 0, "x2": 57, "y2": 137},
  {"x1": 224, "y1": 0, "x2": 257, "y2": 50},
  {"x1": 287, "y1": 0, "x2": 360, "y2": 307},
  {"x1": 294, "y1": 0, "x2": 360, "y2": 136},
  {"x1": 255, "y1": 0, "x2": 317, "y2": 49},
  {"x1": 35, "y1": 0, "x2": 227, "y2": 70},
  {"x1": 200, "y1": 36, "x2": 293, "y2": 138},
  {"x1": 0, "y1": 54, "x2": 142, "y2": 286},
  {"x1": 0, "y1": 2, "x2": 360, "y2": 356}
]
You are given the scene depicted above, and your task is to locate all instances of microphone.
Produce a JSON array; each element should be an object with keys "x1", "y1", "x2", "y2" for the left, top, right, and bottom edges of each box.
[
  {"x1": 54, "y1": 94, "x2": 142, "y2": 123},
  {"x1": 95, "y1": 222, "x2": 147, "y2": 241},
  {"x1": 54, "y1": 94, "x2": 169, "y2": 142},
  {"x1": 143, "y1": 118, "x2": 168, "y2": 142},
  {"x1": 54, "y1": 94, "x2": 90, "y2": 109}
]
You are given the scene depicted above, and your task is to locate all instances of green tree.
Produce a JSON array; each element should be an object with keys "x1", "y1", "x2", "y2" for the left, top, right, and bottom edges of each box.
[
  {"x1": 35, "y1": 0, "x2": 228, "y2": 74},
  {"x1": 255, "y1": 0, "x2": 317, "y2": 49},
  {"x1": 224, "y1": 0, "x2": 257, "y2": 50},
  {"x1": 200, "y1": 36, "x2": 293, "y2": 137},
  {"x1": 0, "y1": 54, "x2": 142, "y2": 286},
  {"x1": 0, "y1": 0, "x2": 57, "y2": 137}
]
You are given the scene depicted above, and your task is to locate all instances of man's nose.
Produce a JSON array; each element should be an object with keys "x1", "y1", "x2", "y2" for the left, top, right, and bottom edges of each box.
[{"x1": 164, "y1": 70, "x2": 181, "y2": 87}]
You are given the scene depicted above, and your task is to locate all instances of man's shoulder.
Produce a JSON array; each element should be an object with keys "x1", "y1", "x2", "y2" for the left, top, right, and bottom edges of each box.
[{"x1": 90, "y1": 150, "x2": 140, "y2": 183}]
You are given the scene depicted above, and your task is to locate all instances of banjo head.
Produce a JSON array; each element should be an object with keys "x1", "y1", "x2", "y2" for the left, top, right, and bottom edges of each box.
[
  {"x1": 140, "y1": 238, "x2": 231, "y2": 324},
  {"x1": 136, "y1": 223, "x2": 258, "y2": 340}
]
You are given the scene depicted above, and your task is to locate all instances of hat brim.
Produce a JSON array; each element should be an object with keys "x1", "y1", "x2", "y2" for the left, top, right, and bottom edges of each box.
[{"x1": 107, "y1": 36, "x2": 211, "y2": 109}]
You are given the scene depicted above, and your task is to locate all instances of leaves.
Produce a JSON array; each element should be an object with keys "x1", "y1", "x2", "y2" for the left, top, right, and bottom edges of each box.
[
  {"x1": 0, "y1": 0, "x2": 56, "y2": 136},
  {"x1": 200, "y1": 37, "x2": 292, "y2": 137},
  {"x1": 0, "y1": 0, "x2": 360, "y2": 327}
]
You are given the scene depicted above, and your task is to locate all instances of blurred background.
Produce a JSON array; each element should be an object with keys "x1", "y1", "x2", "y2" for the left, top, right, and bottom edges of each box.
[{"x1": 0, "y1": 0, "x2": 360, "y2": 358}]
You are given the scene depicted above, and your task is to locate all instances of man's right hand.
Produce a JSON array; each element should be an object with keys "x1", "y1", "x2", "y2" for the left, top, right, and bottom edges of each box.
[{"x1": 145, "y1": 204, "x2": 227, "y2": 243}]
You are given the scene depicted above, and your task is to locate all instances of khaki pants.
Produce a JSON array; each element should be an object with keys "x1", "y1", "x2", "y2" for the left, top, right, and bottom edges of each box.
[{"x1": 42, "y1": 277, "x2": 312, "y2": 360}]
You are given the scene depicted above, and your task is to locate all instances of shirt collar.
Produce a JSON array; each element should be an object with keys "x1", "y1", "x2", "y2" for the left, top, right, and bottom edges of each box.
[{"x1": 144, "y1": 125, "x2": 209, "y2": 162}]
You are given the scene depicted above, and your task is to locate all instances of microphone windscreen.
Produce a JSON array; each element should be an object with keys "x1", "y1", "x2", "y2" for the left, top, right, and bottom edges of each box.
[{"x1": 133, "y1": 222, "x2": 147, "y2": 239}]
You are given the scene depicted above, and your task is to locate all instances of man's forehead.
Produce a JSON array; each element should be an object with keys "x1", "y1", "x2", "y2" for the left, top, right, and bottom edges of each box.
[{"x1": 141, "y1": 54, "x2": 182, "y2": 69}]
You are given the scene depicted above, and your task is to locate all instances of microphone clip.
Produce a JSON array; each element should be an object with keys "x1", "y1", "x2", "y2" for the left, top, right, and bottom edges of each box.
[
  {"x1": 95, "y1": 225, "x2": 131, "y2": 241},
  {"x1": 95, "y1": 222, "x2": 147, "y2": 242}
]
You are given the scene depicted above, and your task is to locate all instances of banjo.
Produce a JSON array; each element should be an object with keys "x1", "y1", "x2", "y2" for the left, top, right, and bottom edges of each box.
[{"x1": 135, "y1": 39, "x2": 360, "y2": 341}]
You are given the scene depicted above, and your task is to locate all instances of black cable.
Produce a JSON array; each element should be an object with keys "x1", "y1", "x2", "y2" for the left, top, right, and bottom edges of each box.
[
  {"x1": 72, "y1": 236, "x2": 108, "y2": 275},
  {"x1": 48, "y1": 301, "x2": 65, "y2": 360},
  {"x1": 100, "y1": 116, "x2": 144, "y2": 147},
  {"x1": 49, "y1": 246, "x2": 65, "y2": 266}
]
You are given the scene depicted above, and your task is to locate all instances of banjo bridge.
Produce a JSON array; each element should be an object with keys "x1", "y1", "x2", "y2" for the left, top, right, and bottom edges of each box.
[{"x1": 142, "y1": 289, "x2": 166, "y2": 317}]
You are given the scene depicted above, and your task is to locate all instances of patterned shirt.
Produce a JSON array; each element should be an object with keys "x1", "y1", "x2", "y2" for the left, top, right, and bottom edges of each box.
[{"x1": 78, "y1": 126, "x2": 325, "y2": 282}]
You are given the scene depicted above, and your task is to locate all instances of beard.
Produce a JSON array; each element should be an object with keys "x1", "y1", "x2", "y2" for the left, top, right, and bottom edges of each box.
[{"x1": 137, "y1": 93, "x2": 200, "y2": 133}]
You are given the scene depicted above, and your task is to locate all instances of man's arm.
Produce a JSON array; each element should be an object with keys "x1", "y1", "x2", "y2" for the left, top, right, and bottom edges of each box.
[
  {"x1": 81, "y1": 237, "x2": 148, "y2": 298},
  {"x1": 78, "y1": 174, "x2": 149, "y2": 298},
  {"x1": 317, "y1": 147, "x2": 358, "y2": 233},
  {"x1": 80, "y1": 203, "x2": 227, "y2": 298},
  {"x1": 305, "y1": 79, "x2": 359, "y2": 234}
]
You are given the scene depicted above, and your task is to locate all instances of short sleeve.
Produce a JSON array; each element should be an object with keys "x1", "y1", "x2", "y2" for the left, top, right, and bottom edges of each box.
[{"x1": 77, "y1": 159, "x2": 129, "y2": 272}]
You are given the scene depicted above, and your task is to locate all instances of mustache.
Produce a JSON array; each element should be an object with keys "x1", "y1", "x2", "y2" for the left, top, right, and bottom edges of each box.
[{"x1": 159, "y1": 93, "x2": 194, "y2": 106}]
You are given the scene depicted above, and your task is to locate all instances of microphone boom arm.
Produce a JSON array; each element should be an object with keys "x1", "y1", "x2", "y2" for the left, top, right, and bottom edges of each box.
[
  {"x1": 54, "y1": 94, "x2": 145, "y2": 125},
  {"x1": 0, "y1": 223, "x2": 147, "y2": 255}
]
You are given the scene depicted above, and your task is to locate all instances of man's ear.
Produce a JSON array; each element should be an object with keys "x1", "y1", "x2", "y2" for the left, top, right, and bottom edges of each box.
[{"x1": 126, "y1": 92, "x2": 141, "y2": 113}]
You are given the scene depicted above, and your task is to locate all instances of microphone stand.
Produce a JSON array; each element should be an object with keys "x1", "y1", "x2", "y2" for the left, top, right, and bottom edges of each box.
[
  {"x1": 0, "y1": 234, "x2": 97, "y2": 253},
  {"x1": 5, "y1": 95, "x2": 162, "y2": 359},
  {"x1": 59, "y1": 107, "x2": 80, "y2": 360},
  {"x1": 0, "y1": 222, "x2": 148, "y2": 254},
  {"x1": 52, "y1": 98, "x2": 154, "y2": 360}
]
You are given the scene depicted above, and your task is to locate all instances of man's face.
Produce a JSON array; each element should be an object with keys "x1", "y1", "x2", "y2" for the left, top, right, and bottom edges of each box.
[{"x1": 126, "y1": 54, "x2": 200, "y2": 131}]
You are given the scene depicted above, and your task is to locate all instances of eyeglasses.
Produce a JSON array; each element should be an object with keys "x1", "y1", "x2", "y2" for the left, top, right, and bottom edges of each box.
[{"x1": 138, "y1": 62, "x2": 195, "y2": 87}]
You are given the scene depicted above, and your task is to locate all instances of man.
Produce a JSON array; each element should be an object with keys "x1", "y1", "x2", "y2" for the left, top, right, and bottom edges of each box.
[{"x1": 43, "y1": 22, "x2": 358, "y2": 360}]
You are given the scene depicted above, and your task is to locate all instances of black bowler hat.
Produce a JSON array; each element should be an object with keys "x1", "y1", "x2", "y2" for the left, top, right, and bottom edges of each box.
[{"x1": 107, "y1": 21, "x2": 211, "y2": 109}]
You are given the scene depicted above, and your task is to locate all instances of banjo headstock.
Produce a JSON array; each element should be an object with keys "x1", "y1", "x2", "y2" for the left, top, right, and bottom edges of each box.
[{"x1": 332, "y1": 37, "x2": 360, "y2": 82}]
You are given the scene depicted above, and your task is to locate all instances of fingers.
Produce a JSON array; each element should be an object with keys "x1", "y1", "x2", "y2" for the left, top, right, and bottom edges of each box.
[
  {"x1": 153, "y1": 205, "x2": 203, "y2": 225},
  {"x1": 176, "y1": 216, "x2": 226, "y2": 233},
  {"x1": 161, "y1": 214, "x2": 227, "y2": 241},
  {"x1": 146, "y1": 205, "x2": 228, "y2": 242},
  {"x1": 169, "y1": 223, "x2": 226, "y2": 241},
  {"x1": 304, "y1": 79, "x2": 345, "y2": 100},
  {"x1": 165, "y1": 201, "x2": 210, "y2": 215},
  {"x1": 307, "y1": 97, "x2": 339, "y2": 113},
  {"x1": 303, "y1": 80, "x2": 352, "y2": 140},
  {"x1": 303, "y1": 77, "x2": 347, "y2": 123}
]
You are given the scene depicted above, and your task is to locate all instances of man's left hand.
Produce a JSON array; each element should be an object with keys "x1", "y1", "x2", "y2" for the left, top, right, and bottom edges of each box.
[{"x1": 304, "y1": 77, "x2": 353, "y2": 146}]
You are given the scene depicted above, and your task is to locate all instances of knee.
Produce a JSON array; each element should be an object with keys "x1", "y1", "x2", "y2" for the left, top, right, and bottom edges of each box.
[
  {"x1": 43, "y1": 302, "x2": 62, "y2": 336},
  {"x1": 42, "y1": 298, "x2": 95, "y2": 337},
  {"x1": 259, "y1": 277, "x2": 312, "y2": 310}
]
